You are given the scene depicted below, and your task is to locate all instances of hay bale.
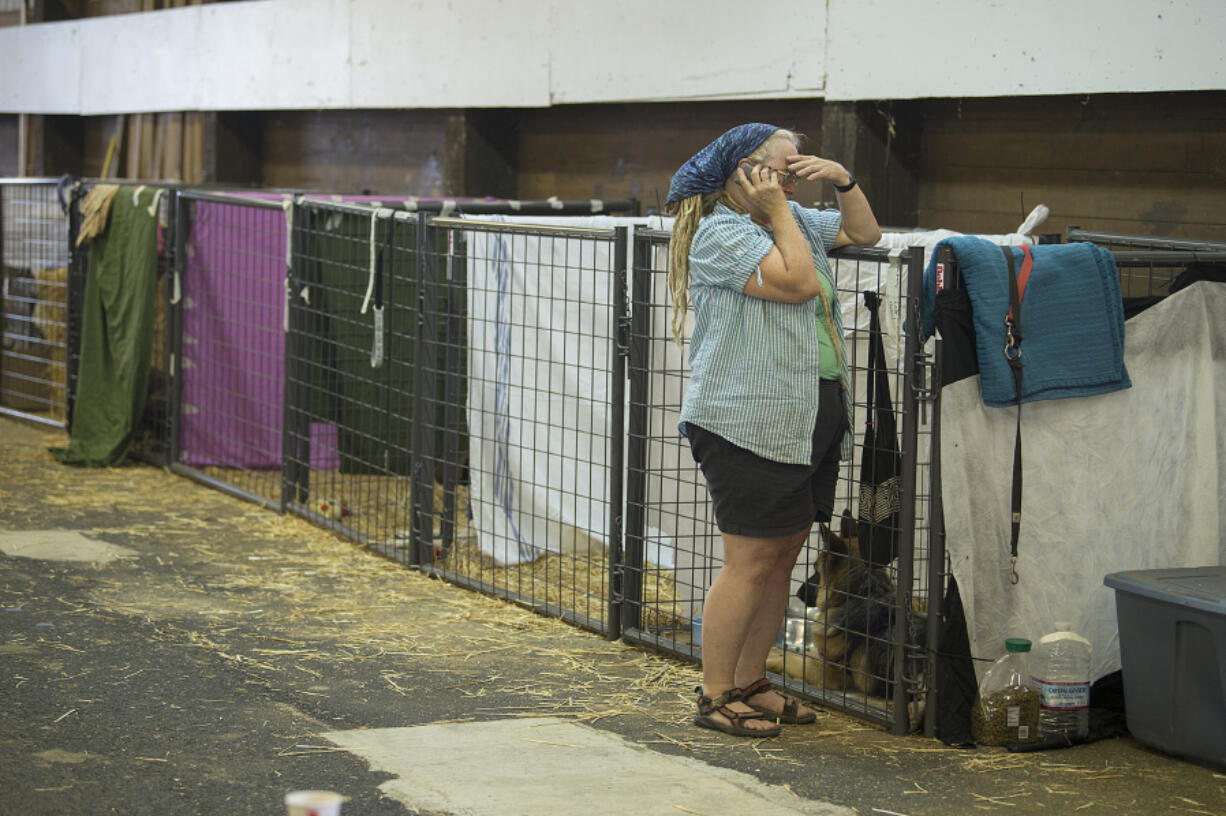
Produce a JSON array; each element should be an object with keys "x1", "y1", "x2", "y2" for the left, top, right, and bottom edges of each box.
[{"x1": 32, "y1": 267, "x2": 68, "y2": 422}]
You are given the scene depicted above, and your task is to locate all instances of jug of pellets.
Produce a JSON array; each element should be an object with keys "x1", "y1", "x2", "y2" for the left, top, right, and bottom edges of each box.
[{"x1": 972, "y1": 637, "x2": 1040, "y2": 746}]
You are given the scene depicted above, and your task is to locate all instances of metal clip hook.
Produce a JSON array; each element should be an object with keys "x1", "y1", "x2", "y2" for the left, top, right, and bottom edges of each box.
[
  {"x1": 1004, "y1": 318, "x2": 1022, "y2": 361},
  {"x1": 1009, "y1": 555, "x2": 1020, "y2": 585}
]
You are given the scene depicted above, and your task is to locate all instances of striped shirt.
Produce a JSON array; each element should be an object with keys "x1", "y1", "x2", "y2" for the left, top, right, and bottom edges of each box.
[{"x1": 679, "y1": 202, "x2": 843, "y2": 465}]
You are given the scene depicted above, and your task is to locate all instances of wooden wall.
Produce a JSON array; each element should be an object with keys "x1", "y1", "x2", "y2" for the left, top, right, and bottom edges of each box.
[
  {"x1": 0, "y1": 115, "x2": 81, "y2": 178},
  {"x1": 42, "y1": 110, "x2": 459, "y2": 193},
  {"x1": 80, "y1": 116, "x2": 122, "y2": 178},
  {"x1": 74, "y1": 114, "x2": 204, "y2": 181},
  {"x1": 8, "y1": 92, "x2": 1225, "y2": 243},
  {"x1": 917, "y1": 92, "x2": 1226, "y2": 240},
  {"x1": 515, "y1": 101, "x2": 827, "y2": 211},
  {"x1": 260, "y1": 110, "x2": 459, "y2": 196},
  {"x1": 254, "y1": 101, "x2": 832, "y2": 205}
]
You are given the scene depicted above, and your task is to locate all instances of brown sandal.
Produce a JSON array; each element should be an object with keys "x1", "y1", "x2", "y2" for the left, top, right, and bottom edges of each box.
[
  {"x1": 693, "y1": 686, "x2": 782, "y2": 738},
  {"x1": 739, "y1": 677, "x2": 817, "y2": 725}
]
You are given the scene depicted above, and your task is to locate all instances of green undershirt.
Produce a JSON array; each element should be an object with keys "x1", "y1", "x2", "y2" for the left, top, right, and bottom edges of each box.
[{"x1": 815, "y1": 270, "x2": 841, "y2": 380}]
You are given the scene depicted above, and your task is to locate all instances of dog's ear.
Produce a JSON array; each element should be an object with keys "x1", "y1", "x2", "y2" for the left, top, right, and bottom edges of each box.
[
  {"x1": 820, "y1": 521, "x2": 849, "y2": 557},
  {"x1": 839, "y1": 508, "x2": 856, "y2": 541}
]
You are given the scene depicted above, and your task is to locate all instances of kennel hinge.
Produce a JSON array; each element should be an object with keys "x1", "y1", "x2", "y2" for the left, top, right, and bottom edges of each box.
[
  {"x1": 614, "y1": 314, "x2": 632, "y2": 358},
  {"x1": 912, "y1": 348, "x2": 937, "y2": 423},
  {"x1": 610, "y1": 560, "x2": 627, "y2": 603}
]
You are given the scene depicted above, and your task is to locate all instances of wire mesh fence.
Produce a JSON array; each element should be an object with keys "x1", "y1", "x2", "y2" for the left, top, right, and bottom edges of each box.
[
  {"x1": 416, "y1": 216, "x2": 629, "y2": 637},
  {"x1": 621, "y1": 232, "x2": 932, "y2": 734},
  {"x1": 282, "y1": 200, "x2": 424, "y2": 554},
  {"x1": 166, "y1": 190, "x2": 294, "y2": 505},
  {"x1": 1066, "y1": 227, "x2": 1226, "y2": 299},
  {"x1": 1, "y1": 179, "x2": 71, "y2": 427},
  {"x1": 30, "y1": 176, "x2": 1226, "y2": 739},
  {"x1": 1111, "y1": 249, "x2": 1226, "y2": 301},
  {"x1": 37, "y1": 177, "x2": 943, "y2": 734},
  {"x1": 1065, "y1": 227, "x2": 1226, "y2": 252}
]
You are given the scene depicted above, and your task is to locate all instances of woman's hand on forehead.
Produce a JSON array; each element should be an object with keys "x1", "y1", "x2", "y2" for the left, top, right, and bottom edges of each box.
[{"x1": 785, "y1": 154, "x2": 852, "y2": 187}]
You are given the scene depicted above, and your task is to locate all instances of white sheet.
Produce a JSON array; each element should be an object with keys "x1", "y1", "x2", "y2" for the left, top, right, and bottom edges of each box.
[
  {"x1": 465, "y1": 215, "x2": 659, "y2": 566},
  {"x1": 939, "y1": 282, "x2": 1226, "y2": 682},
  {"x1": 466, "y1": 216, "x2": 615, "y2": 565}
]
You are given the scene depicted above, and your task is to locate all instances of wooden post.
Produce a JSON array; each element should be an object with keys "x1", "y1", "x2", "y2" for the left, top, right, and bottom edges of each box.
[
  {"x1": 183, "y1": 112, "x2": 203, "y2": 183},
  {"x1": 152, "y1": 113, "x2": 166, "y2": 180},
  {"x1": 198, "y1": 112, "x2": 217, "y2": 183},
  {"x1": 126, "y1": 114, "x2": 140, "y2": 178},
  {"x1": 821, "y1": 100, "x2": 922, "y2": 229},
  {"x1": 165, "y1": 113, "x2": 183, "y2": 181},
  {"x1": 19, "y1": 114, "x2": 44, "y2": 176},
  {"x1": 443, "y1": 110, "x2": 518, "y2": 199},
  {"x1": 141, "y1": 113, "x2": 155, "y2": 178}
]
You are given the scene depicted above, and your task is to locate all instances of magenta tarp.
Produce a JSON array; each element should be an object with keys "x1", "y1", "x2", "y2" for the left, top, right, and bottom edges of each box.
[{"x1": 179, "y1": 198, "x2": 293, "y2": 469}]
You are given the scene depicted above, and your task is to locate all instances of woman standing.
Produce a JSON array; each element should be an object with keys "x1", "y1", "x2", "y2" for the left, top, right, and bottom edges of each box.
[{"x1": 667, "y1": 123, "x2": 881, "y2": 736}]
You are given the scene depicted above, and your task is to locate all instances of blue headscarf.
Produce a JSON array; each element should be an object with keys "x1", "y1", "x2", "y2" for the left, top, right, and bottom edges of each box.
[{"x1": 666, "y1": 123, "x2": 780, "y2": 205}]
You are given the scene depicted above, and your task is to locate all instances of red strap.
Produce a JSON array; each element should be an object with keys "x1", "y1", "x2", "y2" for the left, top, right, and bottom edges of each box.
[{"x1": 1006, "y1": 244, "x2": 1033, "y2": 323}]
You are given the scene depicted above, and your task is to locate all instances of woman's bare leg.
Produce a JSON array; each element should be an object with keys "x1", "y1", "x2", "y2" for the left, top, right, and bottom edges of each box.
[
  {"x1": 698, "y1": 528, "x2": 808, "y2": 730},
  {"x1": 733, "y1": 529, "x2": 806, "y2": 681},
  {"x1": 734, "y1": 529, "x2": 815, "y2": 719}
]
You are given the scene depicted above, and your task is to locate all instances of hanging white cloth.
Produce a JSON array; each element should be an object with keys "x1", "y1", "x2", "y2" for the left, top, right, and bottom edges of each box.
[{"x1": 940, "y1": 282, "x2": 1226, "y2": 682}]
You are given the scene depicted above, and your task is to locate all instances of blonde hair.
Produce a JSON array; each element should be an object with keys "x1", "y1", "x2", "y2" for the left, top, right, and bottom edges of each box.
[{"x1": 665, "y1": 129, "x2": 803, "y2": 346}]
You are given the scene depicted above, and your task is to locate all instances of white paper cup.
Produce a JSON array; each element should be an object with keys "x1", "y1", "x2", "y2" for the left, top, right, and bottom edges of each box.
[{"x1": 285, "y1": 790, "x2": 343, "y2": 816}]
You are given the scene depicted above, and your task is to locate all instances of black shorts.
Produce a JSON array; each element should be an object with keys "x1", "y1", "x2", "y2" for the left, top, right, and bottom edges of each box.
[{"x1": 686, "y1": 379, "x2": 849, "y2": 538}]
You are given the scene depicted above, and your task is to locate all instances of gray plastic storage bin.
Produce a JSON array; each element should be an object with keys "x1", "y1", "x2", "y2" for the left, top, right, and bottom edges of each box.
[{"x1": 1104, "y1": 567, "x2": 1226, "y2": 768}]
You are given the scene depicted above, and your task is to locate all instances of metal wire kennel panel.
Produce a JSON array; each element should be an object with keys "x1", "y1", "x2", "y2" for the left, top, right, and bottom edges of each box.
[
  {"x1": 145, "y1": 193, "x2": 641, "y2": 558},
  {"x1": 1, "y1": 179, "x2": 71, "y2": 427},
  {"x1": 415, "y1": 216, "x2": 629, "y2": 638},
  {"x1": 281, "y1": 199, "x2": 424, "y2": 555},
  {"x1": 1109, "y1": 249, "x2": 1226, "y2": 300},
  {"x1": 138, "y1": 185, "x2": 176, "y2": 465},
  {"x1": 621, "y1": 229, "x2": 932, "y2": 735},
  {"x1": 165, "y1": 191, "x2": 295, "y2": 507},
  {"x1": 165, "y1": 194, "x2": 632, "y2": 510},
  {"x1": 1065, "y1": 227, "x2": 1226, "y2": 300}
]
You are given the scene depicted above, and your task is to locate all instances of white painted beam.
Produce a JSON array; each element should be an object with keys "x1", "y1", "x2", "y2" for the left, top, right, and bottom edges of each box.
[
  {"x1": 825, "y1": 0, "x2": 1226, "y2": 100},
  {"x1": 1, "y1": 0, "x2": 1223, "y2": 115}
]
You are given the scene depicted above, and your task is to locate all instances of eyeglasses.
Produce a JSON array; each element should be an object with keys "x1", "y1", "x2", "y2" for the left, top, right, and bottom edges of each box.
[{"x1": 744, "y1": 162, "x2": 798, "y2": 186}]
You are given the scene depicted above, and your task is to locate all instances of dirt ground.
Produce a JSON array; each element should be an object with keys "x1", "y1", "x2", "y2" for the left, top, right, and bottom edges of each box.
[{"x1": 2, "y1": 416, "x2": 1224, "y2": 815}]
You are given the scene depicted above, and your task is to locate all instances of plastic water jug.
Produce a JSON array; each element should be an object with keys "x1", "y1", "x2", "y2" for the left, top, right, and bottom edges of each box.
[
  {"x1": 972, "y1": 637, "x2": 1039, "y2": 745},
  {"x1": 1031, "y1": 622, "x2": 1092, "y2": 740}
]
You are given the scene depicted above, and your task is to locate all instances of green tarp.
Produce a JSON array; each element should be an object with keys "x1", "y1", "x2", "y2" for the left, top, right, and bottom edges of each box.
[
  {"x1": 298, "y1": 214, "x2": 417, "y2": 475},
  {"x1": 51, "y1": 187, "x2": 160, "y2": 467}
]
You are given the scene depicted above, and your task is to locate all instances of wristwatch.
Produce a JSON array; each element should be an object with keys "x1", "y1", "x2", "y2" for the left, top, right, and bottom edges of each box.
[{"x1": 834, "y1": 172, "x2": 857, "y2": 193}]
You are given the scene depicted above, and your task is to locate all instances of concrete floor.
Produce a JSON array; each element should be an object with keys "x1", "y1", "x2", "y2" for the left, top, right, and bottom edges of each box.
[{"x1": 1, "y1": 416, "x2": 1223, "y2": 816}]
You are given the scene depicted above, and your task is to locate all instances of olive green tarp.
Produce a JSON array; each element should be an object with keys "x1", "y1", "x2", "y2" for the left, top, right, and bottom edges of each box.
[{"x1": 51, "y1": 186, "x2": 160, "y2": 467}]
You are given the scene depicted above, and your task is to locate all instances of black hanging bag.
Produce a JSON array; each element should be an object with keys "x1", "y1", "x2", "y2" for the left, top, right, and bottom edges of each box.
[{"x1": 857, "y1": 291, "x2": 903, "y2": 567}]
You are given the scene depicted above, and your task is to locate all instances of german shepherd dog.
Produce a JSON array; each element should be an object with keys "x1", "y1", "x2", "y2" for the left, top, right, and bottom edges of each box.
[{"x1": 767, "y1": 511, "x2": 925, "y2": 707}]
